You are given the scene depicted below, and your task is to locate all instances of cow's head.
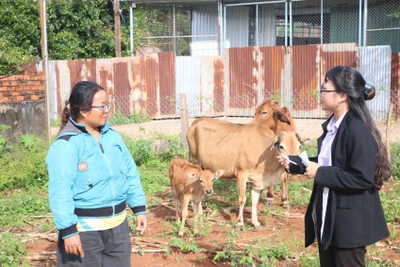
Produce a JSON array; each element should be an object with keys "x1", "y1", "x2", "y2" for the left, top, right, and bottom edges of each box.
[
  {"x1": 251, "y1": 100, "x2": 293, "y2": 132},
  {"x1": 270, "y1": 131, "x2": 303, "y2": 157},
  {"x1": 188, "y1": 169, "x2": 224, "y2": 195}
]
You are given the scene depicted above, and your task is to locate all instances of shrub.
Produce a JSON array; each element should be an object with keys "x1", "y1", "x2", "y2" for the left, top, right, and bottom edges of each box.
[
  {"x1": 0, "y1": 134, "x2": 49, "y2": 190},
  {"x1": 390, "y1": 142, "x2": 400, "y2": 179}
]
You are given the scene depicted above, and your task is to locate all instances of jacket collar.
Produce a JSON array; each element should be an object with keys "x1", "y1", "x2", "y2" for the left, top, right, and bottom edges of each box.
[
  {"x1": 321, "y1": 111, "x2": 352, "y2": 134},
  {"x1": 57, "y1": 118, "x2": 111, "y2": 139}
]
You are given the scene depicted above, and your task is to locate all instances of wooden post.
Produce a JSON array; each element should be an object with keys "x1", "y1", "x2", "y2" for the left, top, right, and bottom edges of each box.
[
  {"x1": 114, "y1": 0, "x2": 121, "y2": 57},
  {"x1": 39, "y1": 0, "x2": 51, "y2": 142},
  {"x1": 180, "y1": 94, "x2": 189, "y2": 152},
  {"x1": 386, "y1": 103, "x2": 393, "y2": 162}
]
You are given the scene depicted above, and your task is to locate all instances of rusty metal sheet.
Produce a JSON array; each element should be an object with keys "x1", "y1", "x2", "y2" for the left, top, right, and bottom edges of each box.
[
  {"x1": 97, "y1": 59, "x2": 115, "y2": 117},
  {"x1": 291, "y1": 45, "x2": 319, "y2": 113},
  {"x1": 112, "y1": 60, "x2": 131, "y2": 116},
  {"x1": 391, "y1": 53, "x2": 400, "y2": 119},
  {"x1": 213, "y1": 56, "x2": 225, "y2": 113},
  {"x1": 158, "y1": 52, "x2": 176, "y2": 117},
  {"x1": 131, "y1": 57, "x2": 148, "y2": 115},
  {"x1": 54, "y1": 61, "x2": 72, "y2": 118},
  {"x1": 228, "y1": 47, "x2": 258, "y2": 110},
  {"x1": 321, "y1": 43, "x2": 358, "y2": 81},
  {"x1": 259, "y1": 46, "x2": 286, "y2": 100},
  {"x1": 68, "y1": 59, "x2": 97, "y2": 87},
  {"x1": 145, "y1": 54, "x2": 159, "y2": 118},
  {"x1": 130, "y1": 55, "x2": 159, "y2": 118}
]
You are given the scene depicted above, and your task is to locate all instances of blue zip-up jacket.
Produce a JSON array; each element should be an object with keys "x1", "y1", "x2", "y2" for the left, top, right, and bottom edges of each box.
[{"x1": 46, "y1": 118, "x2": 146, "y2": 238}]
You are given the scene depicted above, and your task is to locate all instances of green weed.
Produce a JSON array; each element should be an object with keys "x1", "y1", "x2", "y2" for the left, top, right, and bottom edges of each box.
[
  {"x1": 169, "y1": 237, "x2": 199, "y2": 252},
  {"x1": 380, "y1": 179, "x2": 400, "y2": 225},
  {"x1": 109, "y1": 109, "x2": 151, "y2": 126},
  {"x1": 0, "y1": 188, "x2": 50, "y2": 229},
  {"x1": 0, "y1": 124, "x2": 13, "y2": 155},
  {"x1": 0, "y1": 233, "x2": 29, "y2": 267},
  {"x1": 287, "y1": 179, "x2": 314, "y2": 206}
]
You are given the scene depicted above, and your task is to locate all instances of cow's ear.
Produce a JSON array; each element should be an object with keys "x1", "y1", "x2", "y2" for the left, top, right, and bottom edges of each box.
[
  {"x1": 273, "y1": 110, "x2": 291, "y2": 125},
  {"x1": 214, "y1": 170, "x2": 225, "y2": 179},
  {"x1": 270, "y1": 132, "x2": 284, "y2": 150},
  {"x1": 296, "y1": 133, "x2": 304, "y2": 146},
  {"x1": 187, "y1": 172, "x2": 198, "y2": 180}
]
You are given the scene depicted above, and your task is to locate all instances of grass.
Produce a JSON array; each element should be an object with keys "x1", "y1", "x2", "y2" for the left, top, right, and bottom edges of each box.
[{"x1": 0, "y1": 130, "x2": 399, "y2": 266}]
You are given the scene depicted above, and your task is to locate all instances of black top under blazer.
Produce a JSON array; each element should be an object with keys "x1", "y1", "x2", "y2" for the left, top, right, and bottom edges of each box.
[{"x1": 289, "y1": 111, "x2": 389, "y2": 250}]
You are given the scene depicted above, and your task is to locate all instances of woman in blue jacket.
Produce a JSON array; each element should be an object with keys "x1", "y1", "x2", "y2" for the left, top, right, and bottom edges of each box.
[
  {"x1": 47, "y1": 81, "x2": 147, "y2": 266},
  {"x1": 278, "y1": 66, "x2": 391, "y2": 267}
]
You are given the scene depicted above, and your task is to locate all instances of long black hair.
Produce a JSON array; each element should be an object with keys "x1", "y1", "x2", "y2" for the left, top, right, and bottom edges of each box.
[
  {"x1": 325, "y1": 66, "x2": 391, "y2": 190},
  {"x1": 61, "y1": 81, "x2": 105, "y2": 127}
]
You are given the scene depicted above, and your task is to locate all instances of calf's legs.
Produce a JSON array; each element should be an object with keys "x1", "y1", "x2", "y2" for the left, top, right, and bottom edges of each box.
[{"x1": 178, "y1": 195, "x2": 190, "y2": 237}]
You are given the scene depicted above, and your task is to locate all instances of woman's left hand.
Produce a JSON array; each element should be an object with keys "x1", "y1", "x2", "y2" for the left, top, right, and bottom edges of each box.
[
  {"x1": 135, "y1": 214, "x2": 148, "y2": 235},
  {"x1": 304, "y1": 162, "x2": 320, "y2": 178}
]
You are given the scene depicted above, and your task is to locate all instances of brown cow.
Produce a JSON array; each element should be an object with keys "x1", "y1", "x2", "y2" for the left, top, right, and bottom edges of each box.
[
  {"x1": 169, "y1": 157, "x2": 224, "y2": 237},
  {"x1": 250, "y1": 100, "x2": 297, "y2": 208},
  {"x1": 186, "y1": 119, "x2": 301, "y2": 228}
]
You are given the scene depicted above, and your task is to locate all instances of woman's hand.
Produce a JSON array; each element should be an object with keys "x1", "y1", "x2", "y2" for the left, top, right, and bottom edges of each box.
[
  {"x1": 64, "y1": 234, "x2": 84, "y2": 257},
  {"x1": 135, "y1": 214, "x2": 148, "y2": 235},
  {"x1": 305, "y1": 162, "x2": 320, "y2": 178},
  {"x1": 276, "y1": 156, "x2": 290, "y2": 170}
]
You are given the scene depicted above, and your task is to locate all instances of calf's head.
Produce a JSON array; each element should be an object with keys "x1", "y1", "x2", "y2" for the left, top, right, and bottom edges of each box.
[
  {"x1": 270, "y1": 131, "x2": 302, "y2": 157},
  {"x1": 187, "y1": 169, "x2": 225, "y2": 195}
]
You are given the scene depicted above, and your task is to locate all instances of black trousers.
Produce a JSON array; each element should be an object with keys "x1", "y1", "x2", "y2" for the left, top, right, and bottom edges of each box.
[
  {"x1": 318, "y1": 243, "x2": 367, "y2": 267},
  {"x1": 57, "y1": 218, "x2": 131, "y2": 267}
]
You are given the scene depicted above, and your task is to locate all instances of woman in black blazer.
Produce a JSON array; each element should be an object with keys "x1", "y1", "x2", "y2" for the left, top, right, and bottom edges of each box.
[{"x1": 278, "y1": 66, "x2": 391, "y2": 267}]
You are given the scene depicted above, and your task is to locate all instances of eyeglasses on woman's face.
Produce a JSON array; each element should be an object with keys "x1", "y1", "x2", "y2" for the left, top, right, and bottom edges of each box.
[
  {"x1": 319, "y1": 84, "x2": 336, "y2": 95},
  {"x1": 91, "y1": 102, "x2": 110, "y2": 112}
]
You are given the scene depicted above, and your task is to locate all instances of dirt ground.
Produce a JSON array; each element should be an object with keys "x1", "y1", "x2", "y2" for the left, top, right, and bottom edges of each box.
[{"x1": 33, "y1": 119, "x2": 400, "y2": 266}]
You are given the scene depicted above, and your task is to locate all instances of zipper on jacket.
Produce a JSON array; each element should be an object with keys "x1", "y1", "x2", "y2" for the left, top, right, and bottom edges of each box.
[
  {"x1": 98, "y1": 135, "x2": 116, "y2": 203},
  {"x1": 99, "y1": 142, "x2": 105, "y2": 153}
]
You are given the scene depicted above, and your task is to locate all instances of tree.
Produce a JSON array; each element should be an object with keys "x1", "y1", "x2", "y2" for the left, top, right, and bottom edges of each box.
[
  {"x1": 0, "y1": 0, "x2": 40, "y2": 74},
  {"x1": 0, "y1": 0, "x2": 148, "y2": 75},
  {"x1": 46, "y1": 0, "x2": 117, "y2": 59}
]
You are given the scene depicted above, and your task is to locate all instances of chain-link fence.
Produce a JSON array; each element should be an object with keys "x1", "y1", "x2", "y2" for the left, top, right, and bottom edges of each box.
[
  {"x1": 136, "y1": 4, "x2": 218, "y2": 56},
  {"x1": 367, "y1": 1, "x2": 400, "y2": 52},
  {"x1": 136, "y1": 0, "x2": 400, "y2": 54}
]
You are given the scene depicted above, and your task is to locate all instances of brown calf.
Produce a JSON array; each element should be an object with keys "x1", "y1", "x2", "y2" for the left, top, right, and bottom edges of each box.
[{"x1": 169, "y1": 157, "x2": 224, "y2": 237}]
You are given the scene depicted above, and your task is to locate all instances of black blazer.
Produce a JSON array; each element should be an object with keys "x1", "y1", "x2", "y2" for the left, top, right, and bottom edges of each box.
[{"x1": 289, "y1": 111, "x2": 389, "y2": 250}]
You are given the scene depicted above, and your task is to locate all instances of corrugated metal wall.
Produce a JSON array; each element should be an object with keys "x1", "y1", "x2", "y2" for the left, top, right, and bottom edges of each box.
[
  {"x1": 48, "y1": 45, "x2": 396, "y2": 121},
  {"x1": 359, "y1": 46, "x2": 392, "y2": 121},
  {"x1": 391, "y1": 53, "x2": 400, "y2": 119}
]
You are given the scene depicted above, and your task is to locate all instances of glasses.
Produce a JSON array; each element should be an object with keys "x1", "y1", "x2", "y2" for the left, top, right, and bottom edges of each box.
[
  {"x1": 91, "y1": 102, "x2": 110, "y2": 112},
  {"x1": 319, "y1": 85, "x2": 336, "y2": 95}
]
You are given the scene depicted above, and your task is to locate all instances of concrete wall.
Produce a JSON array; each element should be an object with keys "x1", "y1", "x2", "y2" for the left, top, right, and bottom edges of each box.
[{"x1": 0, "y1": 100, "x2": 46, "y2": 142}]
